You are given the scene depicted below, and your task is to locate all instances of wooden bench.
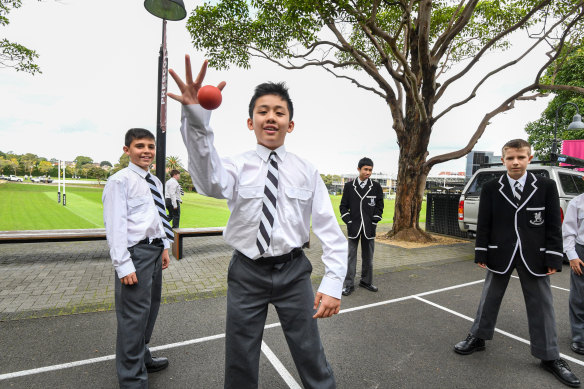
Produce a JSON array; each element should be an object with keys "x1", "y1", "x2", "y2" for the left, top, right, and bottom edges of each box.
[
  {"x1": 172, "y1": 227, "x2": 225, "y2": 260},
  {"x1": 0, "y1": 228, "x2": 107, "y2": 244},
  {"x1": 0, "y1": 227, "x2": 225, "y2": 261}
]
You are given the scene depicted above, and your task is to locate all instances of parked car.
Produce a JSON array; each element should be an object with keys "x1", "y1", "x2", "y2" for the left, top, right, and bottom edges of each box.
[
  {"x1": 30, "y1": 176, "x2": 41, "y2": 183},
  {"x1": 8, "y1": 175, "x2": 23, "y2": 182},
  {"x1": 40, "y1": 176, "x2": 53, "y2": 183},
  {"x1": 458, "y1": 165, "x2": 584, "y2": 236}
]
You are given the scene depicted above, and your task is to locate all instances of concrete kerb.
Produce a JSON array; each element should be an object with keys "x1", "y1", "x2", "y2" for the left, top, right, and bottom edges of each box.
[{"x1": 0, "y1": 225, "x2": 474, "y2": 321}]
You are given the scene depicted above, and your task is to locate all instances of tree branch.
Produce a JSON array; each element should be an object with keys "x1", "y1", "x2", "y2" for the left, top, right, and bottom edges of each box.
[
  {"x1": 434, "y1": 11, "x2": 574, "y2": 123},
  {"x1": 435, "y1": 0, "x2": 554, "y2": 102},
  {"x1": 425, "y1": 83, "x2": 584, "y2": 168}
]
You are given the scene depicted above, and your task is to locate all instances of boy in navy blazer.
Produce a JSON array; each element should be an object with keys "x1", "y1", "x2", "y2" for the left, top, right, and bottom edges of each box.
[
  {"x1": 454, "y1": 139, "x2": 579, "y2": 387},
  {"x1": 339, "y1": 157, "x2": 384, "y2": 296}
]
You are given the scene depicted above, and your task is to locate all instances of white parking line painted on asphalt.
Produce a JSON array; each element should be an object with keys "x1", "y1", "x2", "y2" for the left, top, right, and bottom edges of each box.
[
  {"x1": 414, "y1": 295, "x2": 584, "y2": 367},
  {"x1": 511, "y1": 275, "x2": 571, "y2": 292},
  {"x1": 261, "y1": 341, "x2": 302, "y2": 389},
  {"x1": 338, "y1": 279, "x2": 486, "y2": 315},
  {"x1": 0, "y1": 277, "x2": 573, "y2": 382}
]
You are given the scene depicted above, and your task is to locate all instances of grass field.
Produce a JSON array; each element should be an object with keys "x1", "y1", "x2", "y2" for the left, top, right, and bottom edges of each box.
[{"x1": 0, "y1": 182, "x2": 425, "y2": 230}]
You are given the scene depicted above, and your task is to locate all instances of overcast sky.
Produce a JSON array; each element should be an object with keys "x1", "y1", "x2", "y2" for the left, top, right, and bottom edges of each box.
[{"x1": 1, "y1": 0, "x2": 554, "y2": 176}]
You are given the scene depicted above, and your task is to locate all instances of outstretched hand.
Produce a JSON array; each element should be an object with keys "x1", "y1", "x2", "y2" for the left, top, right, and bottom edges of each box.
[
  {"x1": 168, "y1": 56, "x2": 226, "y2": 106},
  {"x1": 313, "y1": 292, "x2": 340, "y2": 319}
]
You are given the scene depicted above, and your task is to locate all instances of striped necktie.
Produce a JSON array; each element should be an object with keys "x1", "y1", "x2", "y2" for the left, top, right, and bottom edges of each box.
[
  {"x1": 514, "y1": 181, "x2": 522, "y2": 203},
  {"x1": 145, "y1": 173, "x2": 174, "y2": 242},
  {"x1": 256, "y1": 152, "x2": 278, "y2": 255}
]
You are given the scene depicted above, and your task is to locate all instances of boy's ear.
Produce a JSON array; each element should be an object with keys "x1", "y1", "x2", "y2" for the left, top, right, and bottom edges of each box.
[
  {"x1": 287, "y1": 120, "x2": 294, "y2": 133},
  {"x1": 123, "y1": 145, "x2": 130, "y2": 155},
  {"x1": 528, "y1": 154, "x2": 534, "y2": 163},
  {"x1": 247, "y1": 118, "x2": 253, "y2": 131}
]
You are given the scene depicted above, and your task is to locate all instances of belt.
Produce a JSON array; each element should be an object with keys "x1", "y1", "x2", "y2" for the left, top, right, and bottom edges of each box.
[
  {"x1": 137, "y1": 237, "x2": 163, "y2": 245},
  {"x1": 239, "y1": 247, "x2": 304, "y2": 264}
]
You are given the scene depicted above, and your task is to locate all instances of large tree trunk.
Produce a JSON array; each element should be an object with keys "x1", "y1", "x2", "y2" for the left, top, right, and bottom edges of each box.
[
  {"x1": 386, "y1": 112, "x2": 434, "y2": 242},
  {"x1": 386, "y1": 148, "x2": 433, "y2": 242}
]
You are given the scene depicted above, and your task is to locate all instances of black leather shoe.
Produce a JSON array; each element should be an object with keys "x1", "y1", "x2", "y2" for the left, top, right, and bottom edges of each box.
[
  {"x1": 358, "y1": 281, "x2": 378, "y2": 292},
  {"x1": 572, "y1": 342, "x2": 584, "y2": 355},
  {"x1": 146, "y1": 357, "x2": 169, "y2": 373},
  {"x1": 342, "y1": 286, "x2": 354, "y2": 296},
  {"x1": 541, "y1": 358, "x2": 580, "y2": 388},
  {"x1": 454, "y1": 334, "x2": 485, "y2": 355}
]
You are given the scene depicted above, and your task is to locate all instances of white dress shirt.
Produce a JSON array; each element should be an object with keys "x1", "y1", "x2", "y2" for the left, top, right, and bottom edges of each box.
[
  {"x1": 165, "y1": 177, "x2": 182, "y2": 208},
  {"x1": 180, "y1": 104, "x2": 348, "y2": 298},
  {"x1": 507, "y1": 172, "x2": 527, "y2": 197},
  {"x1": 358, "y1": 178, "x2": 368, "y2": 188},
  {"x1": 563, "y1": 193, "x2": 584, "y2": 260},
  {"x1": 102, "y1": 162, "x2": 170, "y2": 278}
]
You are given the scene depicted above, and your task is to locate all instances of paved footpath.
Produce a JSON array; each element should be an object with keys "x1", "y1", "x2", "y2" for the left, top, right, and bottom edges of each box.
[{"x1": 0, "y1": 225, "x2": 474, "y2": 321}]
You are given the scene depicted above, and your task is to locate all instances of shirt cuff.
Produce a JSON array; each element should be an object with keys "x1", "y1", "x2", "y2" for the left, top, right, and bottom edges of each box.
[
  {"x1": 116, "y1": 261, "x2": 136, "y2": 279},
  {"x1": 567, "y1": 249, "x2": 579, "y2": 261},
  {"x1": 163, "y1": 239, "x2": 170, "y2": 250},
  {"x1": 317, "y1": 275, "x2": 343, "y2": 300}
]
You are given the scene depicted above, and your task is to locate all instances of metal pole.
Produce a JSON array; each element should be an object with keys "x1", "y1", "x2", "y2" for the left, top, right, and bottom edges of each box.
[
  {"x1": 57, "y1": 160, "x2": 61, "y2": 203},
  {"x1": 62, "y1": 162, "x2": 66, "y2": 206},
  {"x1": 155, "y1": 19, "x2": 168, "y2": 192}
]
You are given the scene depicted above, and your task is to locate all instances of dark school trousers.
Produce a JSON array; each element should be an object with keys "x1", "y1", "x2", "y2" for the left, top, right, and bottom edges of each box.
[
  {"x1": 344, "y1": 231, "x2": 375, "y2": 288},
  {"x1": 470, "y1": 255, "x2": 559, "y2": 360},
  {"x1": 165, "y1": 198, "x2": 180, "y2": 228},
  {"x1": 570, "y1": 243, "x2": 584, "y2": 343},
  {"x1": 224, "y1": 250, "x2": 336, "y2": 389},
  {"x1": 115, "y1": 241, "x2": 163, "y2": 389}
]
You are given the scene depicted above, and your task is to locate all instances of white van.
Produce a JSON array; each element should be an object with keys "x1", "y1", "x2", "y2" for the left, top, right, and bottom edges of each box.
[{"x1": 458, "y1": 165, "x2": 584, "y2": 236}]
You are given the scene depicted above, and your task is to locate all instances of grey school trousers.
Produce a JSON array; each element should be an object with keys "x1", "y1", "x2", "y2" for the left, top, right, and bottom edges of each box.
[
  {"x1": 570, "y1": 243, "x2": 584, "y2": 343},
  {"x1": 470, "y1": 255, "x2": 559, "y2": 360},
  {"x1": 115, "y1": 241, "x2": 163, "y2": 389},
  {"x1": 224, "y1": 250, "x2": 336, "y2": 389},
  {"x1": 344, "y1": 232, "x2": 375, "y2": 288}
]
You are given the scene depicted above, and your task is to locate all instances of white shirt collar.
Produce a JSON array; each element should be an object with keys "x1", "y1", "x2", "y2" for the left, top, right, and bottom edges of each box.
[
  {"x1": 507, "y1": 172, "x2": 527, "y2": 188},
  {"x1": 128, "y1": 162, "x2": 150, "y2": 178},
  {"x1": 358, "y1": 177, "x2": 368, "y2": 186},
  {"x1": 256, "y1": 144, "x2": 286, "y2": 162}
]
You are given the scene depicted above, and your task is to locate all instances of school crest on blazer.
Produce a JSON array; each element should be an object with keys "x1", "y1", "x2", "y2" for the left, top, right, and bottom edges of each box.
[{"x1": 474, "y1": 172, "x2": 563, "y2": 276}]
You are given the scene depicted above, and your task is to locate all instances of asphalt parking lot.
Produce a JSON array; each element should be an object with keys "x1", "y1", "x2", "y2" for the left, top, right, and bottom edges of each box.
[{"x1": 1, "y1": 258, "x2": 582, "y2": 389}]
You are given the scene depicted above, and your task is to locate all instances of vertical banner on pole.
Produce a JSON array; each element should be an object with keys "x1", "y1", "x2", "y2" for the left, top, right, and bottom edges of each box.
[
  {"x1": 160, "y1": 19, "x2": 168, "y2": 134},
  {"x1": 57, "y1": 160, "x2": 61, "y2": 203},
  {"x1": 62, "y1": 162, "x2": 66, "y2": 206}
]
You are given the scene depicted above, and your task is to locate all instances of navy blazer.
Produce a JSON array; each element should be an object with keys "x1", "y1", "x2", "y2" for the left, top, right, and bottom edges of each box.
[
  {"x1": 475, "y1": 172, "x2": 563, "y2": 275},
  {"x1": 339, "y1": 178, "x2": 384, "y2": 239}
]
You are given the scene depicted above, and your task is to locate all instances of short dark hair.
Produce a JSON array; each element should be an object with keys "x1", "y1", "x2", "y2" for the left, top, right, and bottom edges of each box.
[
  {"x1": 358, "y1": 157, "x2": 374, "y2": 169},
  {"x1": 125, "y1": 128, "x2": 155, "y2": 147},
  {"x1": 502, "y1": 139, "x2": 531, "y2": 157},
  {"x1": 248, "y1": 82, "x2": 294, "y2": 120},
  {"x1": 170, "y1": 169, "x2": 180, "y2": 177}
]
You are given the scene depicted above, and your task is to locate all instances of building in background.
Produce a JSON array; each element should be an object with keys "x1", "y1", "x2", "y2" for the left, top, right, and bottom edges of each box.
[
  {"x1": 333, "y1": 173, "x2": 397, "y2": 198},
  {"x1": 465, "y1": 150, "x2": 501, "y2": 180}
]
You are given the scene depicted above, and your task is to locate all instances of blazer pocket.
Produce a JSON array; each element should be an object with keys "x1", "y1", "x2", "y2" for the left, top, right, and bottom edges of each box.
[{"x1": 526, "y1": 207, "x2": 545, "y2": 227}]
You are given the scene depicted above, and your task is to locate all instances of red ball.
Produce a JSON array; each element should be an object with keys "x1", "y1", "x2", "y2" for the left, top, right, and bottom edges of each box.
[{"x1": 197, "y1": 85, "x2": 222, "y2": 110}]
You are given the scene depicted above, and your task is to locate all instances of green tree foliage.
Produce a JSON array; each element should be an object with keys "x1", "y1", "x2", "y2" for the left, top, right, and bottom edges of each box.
[
  {"x1": 1, "y1": 0, "x2": 41, "y2": 74},
  {"x1": 187, "y1": 0, "x2": 584, "y2": 241},
  {"x1": 100, "y1": 160, "x2": 112, "y2": 167},
  {"x1": 74, "y1": 156, "x2": 93, "y2": 169},
  {"x1": 20, "y1": 152, "x2": 38, "y2": 176},
  {"x1": 166, "y1": 155, "x2": 182, "y2": 171},
  {"x1": 88, "y1": 166, "x2": 106, "y2": 184},
  {"x1": 526, "y1": 47, "x2": 584, "y2": 160},
  {"x1": 112, "y1": 153, "x2": 129, "y2": 174},
  {"x1": 37, "y1": 160, "x2": 53, "y2": 176}
]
